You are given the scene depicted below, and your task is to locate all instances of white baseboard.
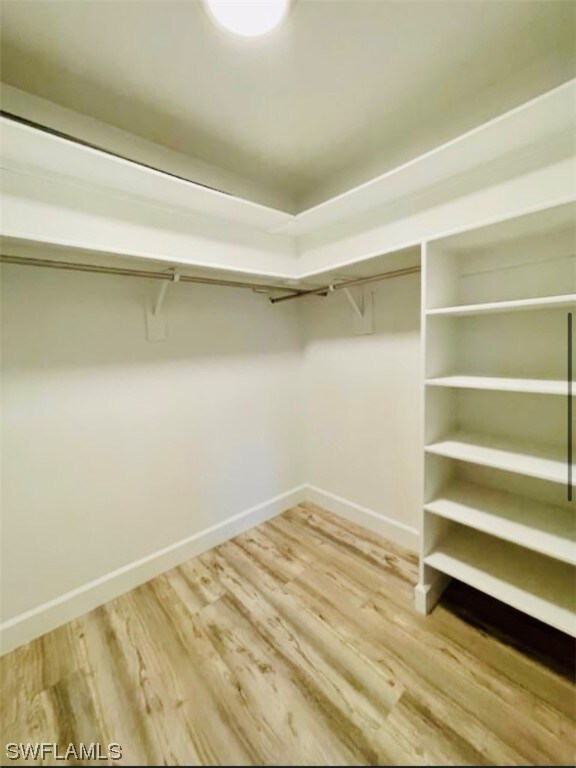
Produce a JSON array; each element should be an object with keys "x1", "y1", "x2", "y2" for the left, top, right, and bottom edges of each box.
[
  {"x1": 306, "y1": 485, "x2": 419, "y2": 552},
  {"x1": 414, "y1": 572, "x2": 452, "y2": 615},
  {"x1": 0, "y1": 485, "x2": 307, "y2": 655},
  {"x1": 1, "y1": 484, "x2": 420, "y2": 655}
]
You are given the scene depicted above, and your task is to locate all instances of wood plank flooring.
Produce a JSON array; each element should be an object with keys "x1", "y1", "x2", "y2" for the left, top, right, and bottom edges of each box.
[{"x1": 1, "y1": 503, "x2": 575, "y2": 765}]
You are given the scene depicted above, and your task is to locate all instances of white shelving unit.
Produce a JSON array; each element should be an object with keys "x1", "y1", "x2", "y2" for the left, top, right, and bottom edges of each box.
[{"x1": 415, "y1": 202, "x2": 576, "y2": 636}]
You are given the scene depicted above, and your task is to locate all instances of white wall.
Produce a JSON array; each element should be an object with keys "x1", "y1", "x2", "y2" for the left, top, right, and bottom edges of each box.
[
  {"x1": 0, "y1": 265, "x2": 304, "y2": 638},
  {"x1": 301, "y1": 270, "x2": 421, "y2": 546},
  {"x1": 0, "y1": 257, "x2": 423, "y2": 651}
]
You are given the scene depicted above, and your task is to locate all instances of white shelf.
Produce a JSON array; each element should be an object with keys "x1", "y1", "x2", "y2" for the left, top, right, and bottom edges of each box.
[
  {"x1": 425, "y1": 526, "x2": 576, "y2": 636},
  {"x1": 0, "y1": 116, "x2": 293, "y2": 233},
  {"x1": 425, "y1": 431, "x2": 569, "y2": 484},
  {"x1": 426, "y1": 375, "x2": 567, "y2": 395},
  {"x1": 425, "y1": 480, "x2": 575, "y2": 565},
  {"x1": 426, "y1": 293, "x2": 576, "y2": 317}
]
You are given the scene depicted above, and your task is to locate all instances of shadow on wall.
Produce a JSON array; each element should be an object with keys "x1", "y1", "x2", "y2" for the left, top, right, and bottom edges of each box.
[
  {"x1": 0, "y1": 266, "x2": 303, "y2": 370},
  {"x1": 301, "y1": 269, "x2": 421, "y2": 342}
]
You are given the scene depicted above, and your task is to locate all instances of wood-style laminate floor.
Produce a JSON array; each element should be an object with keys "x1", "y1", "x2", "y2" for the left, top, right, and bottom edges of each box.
[{"x1": 1, "y1": 503, "x2": 575, "y2": 766}]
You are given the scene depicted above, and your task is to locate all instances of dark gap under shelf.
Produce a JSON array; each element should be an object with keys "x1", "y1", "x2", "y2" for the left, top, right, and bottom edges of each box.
[{"x1": 440, "y1": 579, "x2": 575, "y2": 682}]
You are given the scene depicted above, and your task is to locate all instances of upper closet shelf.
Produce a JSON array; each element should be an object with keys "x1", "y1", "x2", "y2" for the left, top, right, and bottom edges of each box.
[
  {"x1": 273, "y1": 80, "x2": 576, "y2": 235},
  {"x1": 0, "y1": 116, "x2": 293, "y2": 233},
  {"x1": 426, "y1": 294, "x2": 576, "y2": 317},
  {"x1": 2, "y1": 80, "x2": 575, "y2": 242}
]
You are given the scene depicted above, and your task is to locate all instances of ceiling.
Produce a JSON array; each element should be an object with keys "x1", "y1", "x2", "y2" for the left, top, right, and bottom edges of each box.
[{"x1": 1, "y1": 0, "x2": 574, "y2": 213}]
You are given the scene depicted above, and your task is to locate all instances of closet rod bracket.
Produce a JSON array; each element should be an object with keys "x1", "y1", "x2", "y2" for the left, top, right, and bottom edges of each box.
[
  {"x1": 342, "y1": 287, "x2": 365, "y2": 320},
  {"x1": 342, "y1": 286, "x2": 374, "y2": 335},
  {"x1": 146, "y1": 269, "x2": 180, "y2": 342},
  {"x1": 153, "y1": 270, "x2": 180, "y2": 317}
]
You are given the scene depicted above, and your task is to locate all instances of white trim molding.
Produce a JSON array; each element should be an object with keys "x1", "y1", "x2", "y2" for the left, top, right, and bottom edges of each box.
[{"x1": 306, "y1": 485, "x2": 419, "y2": 552}]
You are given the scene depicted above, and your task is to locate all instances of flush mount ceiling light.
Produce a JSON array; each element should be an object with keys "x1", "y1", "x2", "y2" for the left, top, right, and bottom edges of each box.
[{"x1": 204, "y1": 0, "x2": 290, "y2": 38}]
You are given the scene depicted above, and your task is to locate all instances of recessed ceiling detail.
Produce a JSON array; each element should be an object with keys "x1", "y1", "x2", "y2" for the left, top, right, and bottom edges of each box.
[{"x1": 0, "y1": 1, "x2": 574, "y2": 212}]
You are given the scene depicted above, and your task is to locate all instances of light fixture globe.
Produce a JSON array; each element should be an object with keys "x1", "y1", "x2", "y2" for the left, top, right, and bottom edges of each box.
[{"x1": 204, "y1": 0, "x2": 290, "y2": 38}]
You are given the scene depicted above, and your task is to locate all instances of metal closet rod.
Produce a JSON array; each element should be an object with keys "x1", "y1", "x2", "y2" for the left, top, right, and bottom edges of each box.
[
  {"x1": 0, "y1": 254, "x2": 421, "y2": 300},
  {"x1": 268, "y1": 264, "x2": 422, "y2": 304},
  {"x1": 0, "y1": 254, "x2": 304, "y2": 295}
]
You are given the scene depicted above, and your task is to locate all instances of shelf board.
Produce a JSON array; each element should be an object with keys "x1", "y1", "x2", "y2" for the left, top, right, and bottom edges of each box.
[
  {"x1": 425, "y1": 526, "x2": 575, "y2": 636},
  {"x1": 426, "y1": 293, "x2": 576, "y2": 317},
  {"x1": 0, "y1": 116, "x2": 294, "y2": 234},
  {"x1": 425, "y1": 480, "x2": 575, "y2": 565},
  {"x1": 426, "y1": 375, "x2": 568, "y2": 395},
  {"x1": 425, "y1": 431, "x2": 569, "y2": 484}
]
